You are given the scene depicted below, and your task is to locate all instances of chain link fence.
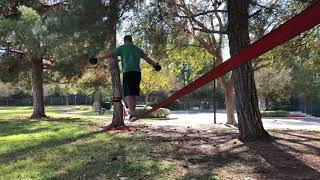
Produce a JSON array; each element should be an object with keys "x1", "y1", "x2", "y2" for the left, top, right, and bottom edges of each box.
[
  {"x1": 1, "y1": 95, "x2": 319, "y2": 117},
  {"x1": 289, "y1": 98, "x2": 320, "y2": 117},
  {"x1": 0, "y1": 95, "x2": 94, "y2": 106}
]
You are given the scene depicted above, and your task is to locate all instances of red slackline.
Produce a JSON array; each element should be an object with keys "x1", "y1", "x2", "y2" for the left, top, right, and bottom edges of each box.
[{"x1": 139, "y1": 1, "x2": 320, "y2": 119}]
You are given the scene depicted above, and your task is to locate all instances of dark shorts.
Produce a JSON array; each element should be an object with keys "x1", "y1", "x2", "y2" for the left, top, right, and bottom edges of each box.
[{"x1": 123, "y1": 71, "x2": 141, "y2": 97}]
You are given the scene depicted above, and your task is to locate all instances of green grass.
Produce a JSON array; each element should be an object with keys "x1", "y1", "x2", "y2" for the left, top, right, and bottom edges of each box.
[{"x1": 0, "y1": 106, "x2": 179, "y2": 179}]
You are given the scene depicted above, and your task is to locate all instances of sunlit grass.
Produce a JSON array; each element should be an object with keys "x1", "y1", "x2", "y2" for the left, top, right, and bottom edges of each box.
[{"x1": 0, "y1": 106, "x2": 179, "y2": 179}]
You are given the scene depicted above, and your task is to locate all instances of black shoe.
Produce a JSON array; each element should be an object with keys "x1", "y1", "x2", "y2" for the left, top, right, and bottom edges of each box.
[{"x1": 129, "y1": 115, "x2": 138, "y2": 122}]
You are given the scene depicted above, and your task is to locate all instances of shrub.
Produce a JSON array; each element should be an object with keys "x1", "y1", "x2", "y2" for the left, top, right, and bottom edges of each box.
[
  {"x1": 260, "y1": 110, "x2": 289, "y2": 117},
  {"x1": 135, "y1": 106, "x2": 170, "y2": 118}
]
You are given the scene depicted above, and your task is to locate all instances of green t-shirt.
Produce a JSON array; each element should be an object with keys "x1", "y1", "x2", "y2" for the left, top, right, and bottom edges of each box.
[{"x1": 112, "y1": 43, "x2": 144, "y2": 73}]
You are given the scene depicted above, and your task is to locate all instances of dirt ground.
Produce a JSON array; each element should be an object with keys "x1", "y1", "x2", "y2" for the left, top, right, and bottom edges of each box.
[{"x1": 128, "y1": 123, "x2": 320, "y2": 180}]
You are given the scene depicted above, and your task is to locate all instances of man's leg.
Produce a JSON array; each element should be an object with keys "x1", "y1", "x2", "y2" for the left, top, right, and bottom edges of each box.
[
  {"x1": 123, "y1": 71, "x2": 141, "y2": 122},
  {"x1": 127, "y1": 96, "x2": 137, "y2": 116}
]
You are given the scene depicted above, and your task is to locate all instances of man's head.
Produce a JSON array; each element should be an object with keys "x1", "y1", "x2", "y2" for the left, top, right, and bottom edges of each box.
[{"x1": 124, "y1": 35, "x2": 133, "y2": 43}]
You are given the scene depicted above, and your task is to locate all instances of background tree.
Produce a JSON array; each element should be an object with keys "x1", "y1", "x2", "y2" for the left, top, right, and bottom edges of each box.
[
  {"x1": 98, "y1": 0, "x2": 143, "y2": 128},
  {"x1": 0, "y1": 82, "x2": 16, "y2": 98},
  {"x1": 255, "y1": 66, "x2": 292, "y2": 110},
  {"x1": 74, "y1": 71, "x2": 112, "y2": 111},
  {"x1": 0, "y1": 2, "x2": 57, "y2": 118},
  {"x1": 227, "y1": 0, "x2": 270, "y2": 141},
  {"x1": 133, "y1": 0, "x2": 237, "y2": 125},
  {"x1": 140, "y1": 64, "x2": 176, "y2": 105},
  {"x1": 0, "y1": 0, "x2": 122, "y2": 118},
  {"x1": 252, "y1": 0, "x2": 320, "y2": 111},
  {"x1": 48, "y1": 0, "x2": 114, "y2": 110}
]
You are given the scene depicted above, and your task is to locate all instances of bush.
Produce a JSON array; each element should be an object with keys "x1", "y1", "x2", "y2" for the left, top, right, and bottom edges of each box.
[
  {"x1": 101, "y1": 102, "x2": 111, "y2": 110},
  {"x1": 135, "y1": 106, "x2": 170, "y2": 118},
  {"x1": 260, "y1": 110, "x2": 289, "y2": 117}
]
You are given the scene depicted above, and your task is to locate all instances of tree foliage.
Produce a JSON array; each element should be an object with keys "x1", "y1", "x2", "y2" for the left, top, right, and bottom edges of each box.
[{"x1": 140, "y1": 63, "x2": 177, "y2": 103}]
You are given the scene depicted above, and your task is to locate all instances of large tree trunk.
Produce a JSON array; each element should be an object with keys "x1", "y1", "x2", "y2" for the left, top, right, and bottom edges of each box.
[
  {"x1": 109, "y1": 51, "x2": 124, "y2": 127},
  {"x1": 30, "y1": 56, "x2": 46, "y2": 118},
  {"x1": 107, "y1": 0, "x2": 124, "y2": 128},
  {"x1": 227, "y1": 0, "x2": 269, "y2": 141}
]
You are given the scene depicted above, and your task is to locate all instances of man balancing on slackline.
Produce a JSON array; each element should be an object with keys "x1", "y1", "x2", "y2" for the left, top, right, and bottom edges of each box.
[{"x1": 90, "y1": 35, "x2": 161, "y2": 122}]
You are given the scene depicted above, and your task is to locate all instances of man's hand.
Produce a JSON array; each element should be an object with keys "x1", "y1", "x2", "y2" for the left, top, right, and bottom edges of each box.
[
  {"x1": 89, "y1": 51, "x2": 114, "y2": 65},
  {"x1": 153, "y1": 63, "x2": 161, "y2": 71}
]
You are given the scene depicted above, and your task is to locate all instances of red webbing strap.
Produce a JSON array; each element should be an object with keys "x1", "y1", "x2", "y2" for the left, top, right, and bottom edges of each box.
[{"x1": 140, "y1": 1, "x2": 320, "y2": 119}]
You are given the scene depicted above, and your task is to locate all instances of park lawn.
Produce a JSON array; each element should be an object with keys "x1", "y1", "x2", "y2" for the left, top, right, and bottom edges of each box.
[
  {"x1": 0, "y1": 106, "x2": 319, "y2": 179},
  {"x1": 0, "y1": 106, "x2": 180, "y2": 180}
]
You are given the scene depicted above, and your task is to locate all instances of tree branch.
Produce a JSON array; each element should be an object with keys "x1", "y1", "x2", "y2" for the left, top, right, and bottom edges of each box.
[
  {"x1": 0, "y1": 47, "x2": 25, "y2": 55},
  {"x1": 193, "y1": 27, "x2": 227, "y2": 34},
  {"x1": 177, "y1": 9, "x2": 227, "y2": 18},
  {"x1": 43, "y1": 63, "x2": 53, "y2": 69},
  {"x1": 249, "y1": 9, "x2": 262, "y2": 18},
  {"x1": 253, "y1": 63, "x2": 271, "y2": 72},
  {"x1": 42, "y1": 58, "x2": 55, "y2": 63}
]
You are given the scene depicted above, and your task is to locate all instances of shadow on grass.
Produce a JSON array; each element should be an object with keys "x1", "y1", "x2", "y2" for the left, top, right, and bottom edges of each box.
[
  {"x1": 0, "y1": 130, "x2": 101, "y2": 164},
  {"x1": 245, "y1": 138, "x2": 320, "y2": 179},
  {"x1": 125, "y1": 127, "x2": 320, "y2": 179},
  {"x1": 48, "y1": 134, "x2": 177, "y2": 179},
  {"x1": 0, "y1": 117, "x2": 84, "y2": 137},
  {"x1": 1, "y1": 121, "x2": 319, "y2": 179}
]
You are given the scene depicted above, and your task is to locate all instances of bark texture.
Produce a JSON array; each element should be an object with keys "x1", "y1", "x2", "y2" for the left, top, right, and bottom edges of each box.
[
  {"x1": 30, "y1": 56, "x2": 46, "y2": 118},
  {"x1": 227, "y1": 0, "x2": 269, "y2": 141},
  {"x1": 107, "y1": 0, "x2": 124, "y2": 127},
  {"x1": 223, "y1": 81, "x2": 236, "y2": 125},
  {"x1": 216, "y1": 52, "x2": 237, "y2": 126},
  {"x1": 144, "y1": 94, "x2": 149, "y2": 105},
  {"x1": 92, "y1": 91, "x2": 101, "y2": 112}
]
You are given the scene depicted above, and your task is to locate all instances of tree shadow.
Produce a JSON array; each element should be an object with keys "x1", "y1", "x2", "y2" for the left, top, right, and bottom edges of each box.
[
  {"x1": 265, "y1": 117, "x2": 320, "y2": 124},
  {"x1": 277, "y1": 130, "x2": 320, "y2": 141},
  {"x1": 129, "y1": 126, "x2": 320, "y2": 179},
  {"x1": 0, "y1": 117, "x2": 84, "y2": 137},
  {"x1": 0, "y1": 130, "x2": 101, "y2": 164},
  {"x1": 245, "y1": 138, "x2": 320, "y2": 179},
  {"x1": 50, "y1": 133, "x2": 181, "y2": 179},
  {"x1": 2, "y1": 122, "x2": 319, "y2": 179},
  {"x1": 133, "y1": 126, "x2": 243, "y2": 179},
  {"x1": 0, "y1": 120, "x2": 41, "y2": 137}
]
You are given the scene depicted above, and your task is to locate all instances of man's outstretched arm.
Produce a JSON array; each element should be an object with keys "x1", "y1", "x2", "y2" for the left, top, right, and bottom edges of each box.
[
  {"x1": 142, "y1": 53, "x2": 157, "y2": 66},
  {"x1": 142, "y1": 53, "x2": 161, "y2": 71},
  {"x1": 89, "y1": 51, "x2": 116, "y2": 65}
]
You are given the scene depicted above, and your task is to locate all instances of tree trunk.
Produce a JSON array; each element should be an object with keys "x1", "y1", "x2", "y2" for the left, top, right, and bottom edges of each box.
[
  {"x1": 144, "y1": 94, "x2": 149, "y2": 105},
  {"x1": 302, "y1": 96, "x2": 307, "y2": 113},
  {"x1": 224, "y1": 81, "x2": 237, "y2": 125},
  {"x1": 65, "y1": 96, "x2": 69, "y2": 106},
  {"x1": 109, "y1": 52, "x2": 124, "y2": 127},
  {"x1": 92, "y1": 91, "x2": 101, "y2": 112},
  {"x1": 215, "y1": 50, "x2": 237, "y2": 126},
  {"x1": 107, "y1": 0, "x2": 124, "y2": 128},
  {"x1": 30, "y1": 56, "x2": 46, "y2": 118},
  {"x1": 265, "y1": 96, "x2": 270, "y2": 111},
  {"x1": 227, "y1": 0, "x2": 269, "y2": 141}
]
